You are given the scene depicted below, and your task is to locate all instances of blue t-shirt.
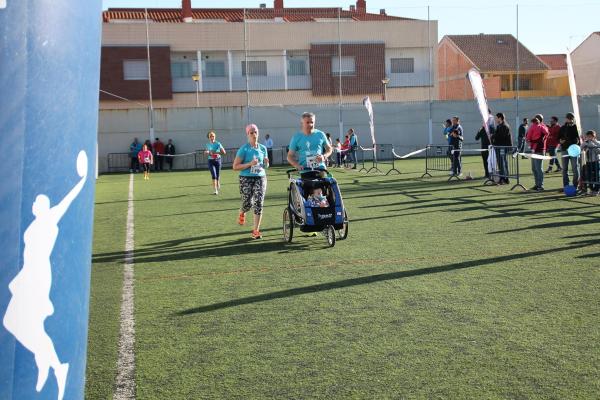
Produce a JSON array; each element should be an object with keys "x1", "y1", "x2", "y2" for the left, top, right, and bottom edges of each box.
[
  {"x1": 206, "y1": 141, "x2": 224, "y2": 160},
  {"x1": 289, "y1": 129, "x2": 329, "y2": 169},
  {"x1": 236, "y1": 143, "x2": 268, "y2": 177}
]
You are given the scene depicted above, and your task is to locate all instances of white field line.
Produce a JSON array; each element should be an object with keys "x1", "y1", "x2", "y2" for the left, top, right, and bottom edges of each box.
[{"x1": 114, "y1": 174, "x2": 136, "y2": 400}]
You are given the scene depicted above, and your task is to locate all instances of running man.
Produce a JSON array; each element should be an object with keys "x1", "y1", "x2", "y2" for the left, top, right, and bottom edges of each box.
[{"x1": 287, "y1": 112, "x2": 332, "y2": 172}]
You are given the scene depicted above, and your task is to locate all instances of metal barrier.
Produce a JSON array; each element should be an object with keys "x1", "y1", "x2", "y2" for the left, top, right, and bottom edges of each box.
[
  {"x1": 376, "y1": 144, "x2": 400, "y2": 175},
  {"x1": 421, "y1": 145, "x2": 453, "y2": 179},
  {"x1": 486, "y1": 145, "x2": 526, "y2": 191},
  {"x1": 357, "y1": 147, "x2": 379, "y2": 173},
  {"x1": 107, "y1": 152, "x2": 132, "y2": 172},
  {"x1": 581, "y1": 146, "x2": 600, "y2": 194}
]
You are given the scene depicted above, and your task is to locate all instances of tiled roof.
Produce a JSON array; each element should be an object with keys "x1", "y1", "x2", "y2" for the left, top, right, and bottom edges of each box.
[
  {"x1": 446, "y1": 34, "x2": 548, "y2": 72},
  {"x1": 103, "y1": 7, "x2": 411, "y2": 23},
  {"x1": 537, "y1": 54, "x2": 567, "y2": 70}
]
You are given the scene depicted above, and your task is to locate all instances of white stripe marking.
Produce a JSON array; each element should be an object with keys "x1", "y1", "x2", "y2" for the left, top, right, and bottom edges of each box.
[{"x1": 114, "y1": 174, "x2": 136, "y2": 400}]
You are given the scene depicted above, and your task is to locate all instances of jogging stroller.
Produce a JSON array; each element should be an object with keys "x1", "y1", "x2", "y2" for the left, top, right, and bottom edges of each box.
[{"x1": 283, "y1": 169, "x2": 349, "y2": 247}]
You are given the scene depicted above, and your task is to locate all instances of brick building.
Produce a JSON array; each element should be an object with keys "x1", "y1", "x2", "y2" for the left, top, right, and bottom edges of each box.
[
  {"x1": 438, "y1": 34, "x2": 559, "y2": 100},
  {"x1": 100, "y1": 0, "x2": 438, "y2": 110}
]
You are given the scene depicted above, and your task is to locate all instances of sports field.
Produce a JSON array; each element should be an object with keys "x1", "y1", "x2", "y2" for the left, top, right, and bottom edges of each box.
[{"x1": 86, "y1": 156, "x2": 600, "y2": 399}]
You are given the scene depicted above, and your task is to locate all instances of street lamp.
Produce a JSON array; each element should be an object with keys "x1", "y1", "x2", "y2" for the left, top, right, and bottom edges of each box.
[
  {"x1": 192, "y1": 73, "x2": 200, "y2": 107},
  {"x1": 381, "y1": 77, "x2": 390, "y2": 101}
]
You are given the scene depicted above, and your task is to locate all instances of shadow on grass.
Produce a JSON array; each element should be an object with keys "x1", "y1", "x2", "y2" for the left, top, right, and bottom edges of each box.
[{"x1": 176, "y1": 240, "x2": 596, "y2": 316}]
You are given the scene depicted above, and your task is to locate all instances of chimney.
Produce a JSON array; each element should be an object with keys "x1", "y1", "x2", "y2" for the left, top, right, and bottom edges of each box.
[
  {"x1": 260, "y1": 3, "x2": 266, "y2": 8},
  {"x1": 274, "y1": 0, "x2": 283, "y2": 9},
  {"x1": 349, "y1": 5, "x2": 355, "y2": 12},
  {"x1": 182, "y1": 0, "x2": 192, "y2": 22},
  {"x1": 356, "y1": 0, "x2": 366, "y2": 13},
  {"x1": 380, "y1": 8, "x2": 386, "y2": 15}
]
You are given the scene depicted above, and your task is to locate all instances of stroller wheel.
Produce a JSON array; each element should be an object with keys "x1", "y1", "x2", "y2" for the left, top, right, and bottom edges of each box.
[
  {"x1": 338, "y1": 210, "x2": 349, "y2": 240},
  {"x1": 283, "y1": 208, "x2": 294, "y2": 243},
  {"x1": 325, "y1": 225, "x2": 336, "y2": 247}
]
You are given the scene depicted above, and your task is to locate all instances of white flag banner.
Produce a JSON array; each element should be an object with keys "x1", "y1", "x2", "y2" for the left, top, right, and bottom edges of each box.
[
  {"x1": 363, "y1": 96, "x2": 375, "y2": 145},
  {"x1": 467, "y1": 68, "x2": 490, "y2": 137},
  {"x1": 566, "y1": 51, "x2": 581, "y2": 131}
]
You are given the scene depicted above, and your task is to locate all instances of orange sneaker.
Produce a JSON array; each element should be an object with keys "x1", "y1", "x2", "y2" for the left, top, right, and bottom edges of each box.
[
  {"x1": 251, "y1": 230, "x2": 262, "y2": 239},
  {"x1": 238, "y1": 212, "x2": 245, "y2": 225}
]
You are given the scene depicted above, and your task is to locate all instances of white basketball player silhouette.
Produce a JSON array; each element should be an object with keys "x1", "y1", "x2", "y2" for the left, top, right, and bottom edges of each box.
[{"x1": 3, "y1": 150, "x2": 87, "y2": 400}]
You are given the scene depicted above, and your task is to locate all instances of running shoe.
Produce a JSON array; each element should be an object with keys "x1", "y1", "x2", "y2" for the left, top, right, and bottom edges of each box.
[
  {"x1": 238, "y1": 212, "x2": 245, "y2": 225},
  {"x1": 251, "y1": 230, "x2": 262, "y2": 239}
]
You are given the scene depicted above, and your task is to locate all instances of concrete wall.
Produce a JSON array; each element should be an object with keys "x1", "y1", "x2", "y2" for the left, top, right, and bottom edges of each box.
[
  {"x1": 98, "y1": 95, "x2": 600, "y2": 172},
  {"x1": 572, "y1": 34, "x2": 600, "y2": 96}
]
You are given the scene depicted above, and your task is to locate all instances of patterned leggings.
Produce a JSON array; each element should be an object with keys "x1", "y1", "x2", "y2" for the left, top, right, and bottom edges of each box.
[{"x1": 239, "y1": 176, "x2": 267, "y2": 215}]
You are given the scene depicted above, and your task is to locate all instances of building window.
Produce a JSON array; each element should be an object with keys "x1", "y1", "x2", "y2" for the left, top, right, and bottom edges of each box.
[
  {"x1": 288, "y1": 59, "x2": 307, "y2": 76},
  {"x1": 501, "y1": 76, "x2": 511, "y2": 91},
  {"x1": 123, "y1": 60, "x2": 149, "y2": 80},
  {"x1": 205, "y1": 61, "x2": 226, "y2": 77},
  {"x1": 171, "y1": 62, "x2": 194, "y2": 79},
  {"x1": 513, "y1": 77, "x2": 532, "y2": 90},
  {"x1": 242, "y1": 61, "x2": 267, "y2": 76},
  {"x1": 331, "y1": 56, "x2": 356, "y2": 76},
  {"x1": 391, "y1": 58, "x2": 414, "y2": 73}
]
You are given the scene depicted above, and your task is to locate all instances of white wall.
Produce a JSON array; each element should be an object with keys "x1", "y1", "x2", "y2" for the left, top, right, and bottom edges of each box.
[{"x1": 98, "y1": 95, "x2": 600, "y2": 172}]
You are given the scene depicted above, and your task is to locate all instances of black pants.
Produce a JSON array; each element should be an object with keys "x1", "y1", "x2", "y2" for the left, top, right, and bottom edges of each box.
[
  {"x1": 154, "y1": 155, "x2": 164, "y2": 171},
  {"x1": 166, "y1": 156, "x2": 174, "y2": 170},
  {"x1": 481, "y1": 150, "x2": 489, "y2": 177},
  {"x1": 130, "y1": 156, "x2": 139, "y2": 171},
  {"x1": 267, "y1": 148, "x2": 273, "y2": 165}
]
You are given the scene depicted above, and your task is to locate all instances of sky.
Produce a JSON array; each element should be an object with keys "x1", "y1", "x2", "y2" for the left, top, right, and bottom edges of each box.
[{"x1": 101, "y1": 0, "x2": 599, "y2": 54}]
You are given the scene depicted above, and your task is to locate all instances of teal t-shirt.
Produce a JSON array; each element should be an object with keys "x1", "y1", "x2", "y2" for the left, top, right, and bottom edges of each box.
[
  {"x1": 206, "y1": 141, "x2": 224, "y2": 159},
  {"x1": 236, "y1": 143, "x2": 268, "y2": 177},
  {"x1": 289, "y1": 129, "x2": 329, "y2": 169}
]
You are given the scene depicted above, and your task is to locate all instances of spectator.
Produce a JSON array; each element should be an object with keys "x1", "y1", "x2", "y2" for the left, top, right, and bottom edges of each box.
[
  {"x1": 475, "y1": 126, "x2": 491, "y2": 179},
  {"x1": 129, "y1": 137, "x2": 142, "y2": 172},
  {"x1": 487, "y1": 109, "x2": 496, "y2": 135},
  {"x1": 153, "y1": 137, "x2": 165, "y2": 171},
  {"x1": 526, "y1": 115, "x2": 549, "y2": 191},
  {"x1": 263, "y1": 134, "x2": 274, "y2": 165},
  {"x1": 492, "y1": 113, "x2": 513, "y2": 184},
  {"x1": 334, "y1": 138, "x2": 343, "y2": 167},
  {"x1": 341, "y1": 135, "x2": 350, "y2": 167},
  {"x1": 347, "y1": 129, "x2": 359, "y2": 169},
  {"x1": 545, "y1": 116, "x2": 562, "y2": 173},
  {"x1": 450, "y1": 116, "x2": 464, "y2": 175},
  {"x1": 443, "y1": 119, "x2": 453, "y2": 165},
  {"x1": 558, "y1": 112, "x2": 581, "y2": 193},
  {"x1": 165, "y1": 139, "x2": 176, "y2": 171},
  {"x1": 581, "y1": 130, "x2": 600, "y2": 195},
  {"x1": 449, "y1": 128, "x2": 464, "y2": 177},
  {"x1": 518, "y1": 118, "x2": 529, "y2": 154},
  {"x1": 325, "y1": 133, "x2": 333, "y2": 167}
]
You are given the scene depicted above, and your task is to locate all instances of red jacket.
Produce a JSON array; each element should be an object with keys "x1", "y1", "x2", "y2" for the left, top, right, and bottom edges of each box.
[
  {"x1": 546, "y1": 124, "x2": 561, "y2": 148},
  {"x1": 154, "y1": 140, "x2": 165, "y2": 154},
  {"x1": 526, "y1": 123, "x2": 548, "y2": 154}
]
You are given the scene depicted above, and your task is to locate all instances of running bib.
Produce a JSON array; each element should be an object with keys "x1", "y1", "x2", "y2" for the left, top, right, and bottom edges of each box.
[
  {"x1": 306, "y1": 156, "x2": 319, "y2": 169},
  {"x1": 250, "y1": 164, "x2": 263, "y2": 175},
  {"x1": 144, "y1": 156, "x2": 150, "y2": 163}
]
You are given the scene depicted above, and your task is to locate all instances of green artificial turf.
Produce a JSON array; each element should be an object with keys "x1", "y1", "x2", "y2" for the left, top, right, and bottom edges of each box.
[{"x1": 86, "y1": 156, "x2": 600, "y2": 399}]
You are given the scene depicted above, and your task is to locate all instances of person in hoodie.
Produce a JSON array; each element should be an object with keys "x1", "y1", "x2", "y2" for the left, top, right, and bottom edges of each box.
[
  {"x1": 581, "y1": 130, "x2": 600, "y2": 195},
  {"x1": 545, "y1": 116, "x2": 562, "y2": 173},
  {"x1": 558, "y1": 112, "x2": 581, "y2": 192},
  {"x1": 526, "y1": 115, "x2": 549, "y2": 191},
  {"x1": 491, "y1": 113, "x2": 513, "y2": 184},
  {"x1": 475, "y1": 125, "x2": 491, "y2": 179},
  {"x1": 449, "y1": 127, "x2": 464, "y2": 177}
]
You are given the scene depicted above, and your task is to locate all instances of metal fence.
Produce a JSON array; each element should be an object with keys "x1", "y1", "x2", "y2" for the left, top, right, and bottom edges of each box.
[
  {"x1": 487, "y1": 145, "x2": 526, "y2": 191},
  {"x1": 581, "y1": 146, "x2": 600, "y2": 194}
]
